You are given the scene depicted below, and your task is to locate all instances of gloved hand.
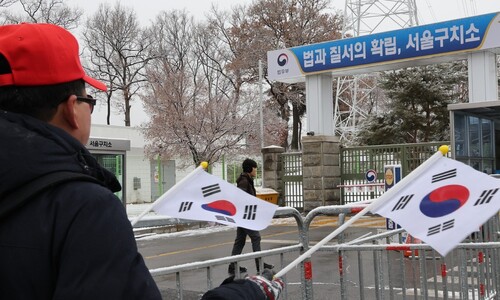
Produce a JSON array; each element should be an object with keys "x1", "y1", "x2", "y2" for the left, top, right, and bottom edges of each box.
[
  {"x1": 246, "y1": 269, "x2": 284, "y2": 300},
  {"x1": 200, "y1": 269, "x2": 285, "y2": 300}
]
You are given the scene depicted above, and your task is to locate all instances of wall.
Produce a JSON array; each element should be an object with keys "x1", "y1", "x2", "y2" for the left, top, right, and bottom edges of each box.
[{"x1": 90, "y1": 124, "x2": 152, "y2": 204}]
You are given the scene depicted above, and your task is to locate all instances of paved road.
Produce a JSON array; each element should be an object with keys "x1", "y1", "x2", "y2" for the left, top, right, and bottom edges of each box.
[{"x1": 136, "y1": 216, "x2": 387, "y2": 299}]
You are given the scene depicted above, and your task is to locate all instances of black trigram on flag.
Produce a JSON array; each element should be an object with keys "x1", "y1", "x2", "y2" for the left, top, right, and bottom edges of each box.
[
  {"x1": 391, "y1": 195, "x2": 413, "y2": 211},
  {"x1": 432, "y1": 169, "x2": 456, "y2": 183},
  {"x1": 202, "y1": 184, "x2": 221, "y2": 197},
  {"x1": 427, "y1": 219, "x2": 455, "y2": 236},
  {"x1": 243, "y1": 205, "x2": 257, "y2": 220},
  {"x1": 474, "y1": 188, "x2": 499, "y2": 206},
  {"x1": 215, "y1": 215, "x2": 236, "y2": 223},
  {"x1": 178, "y1": 201, "x2": 193, "y2": 212}
]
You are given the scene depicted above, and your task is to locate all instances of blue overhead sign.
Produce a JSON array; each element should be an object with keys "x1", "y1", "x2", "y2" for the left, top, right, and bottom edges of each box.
[{"x1": 268, "y1": 12, "x2": 500, "y2": 82}]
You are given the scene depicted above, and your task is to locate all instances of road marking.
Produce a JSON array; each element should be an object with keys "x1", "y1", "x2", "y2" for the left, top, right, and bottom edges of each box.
[
  {"x1": 144, "y1": 228, "x2": 300, "y2": 260},
  {"x1": 144, "y1": 217, "x2": 385, "y2": 260},
  {"x1": 144, "y1": 241, "x2": 234, "y2": 259},
  {"x1": 261, "y1": 239, "x2": 299, "y2": 244},
  {"x1": 273, "y1": 216, "x2": 386, "y2": 228}
]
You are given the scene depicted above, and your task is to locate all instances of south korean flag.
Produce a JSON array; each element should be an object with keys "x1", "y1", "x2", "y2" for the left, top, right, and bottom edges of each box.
[
  {"x1": 372, "y1": 156, "x2": 500, "y2": 256},
  {"x1": 152, "y1": 166, "x2": 278, "y2": 231}
]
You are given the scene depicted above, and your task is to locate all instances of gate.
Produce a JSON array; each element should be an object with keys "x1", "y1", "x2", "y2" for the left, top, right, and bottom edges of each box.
[
  {"x1": 340, "y1": 142, "x2": 448, "y2": 204},
  {"x1": 281, "y1": 152, "x2": 303, "y2": 211}
]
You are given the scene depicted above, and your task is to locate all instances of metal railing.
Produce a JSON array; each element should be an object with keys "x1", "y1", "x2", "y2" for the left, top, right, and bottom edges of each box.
[
  {"x1": 148, "y1": 205, "x2": 500, "y2": 300},
  {"x1": 149, "y1": 207, "x2": 305, "y2": 300},
  {"x1": 303, "y1": 206, "x2": 500, "y2": 300}
]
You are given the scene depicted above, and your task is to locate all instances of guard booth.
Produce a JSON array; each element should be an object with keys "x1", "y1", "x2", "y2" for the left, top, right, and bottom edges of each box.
[
  {"x1": 86, "y1": 137, "x2": 131, "y2": 206},
  {"x1": 448, "y1": 101, "x2": 500, "y2": 174}
]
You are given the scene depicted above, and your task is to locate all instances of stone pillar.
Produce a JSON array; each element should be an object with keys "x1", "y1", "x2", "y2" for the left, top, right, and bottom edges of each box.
[
  {"x1": 302, "y1": 135, "x2": 341, "y2": 212},
  {"x1": 261, "y1": 145, "x2": 285, "y2": 205}
]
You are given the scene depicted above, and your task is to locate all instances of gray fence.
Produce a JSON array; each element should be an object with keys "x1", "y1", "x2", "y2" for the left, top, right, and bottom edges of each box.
[
  {"x1": 276, "y1": 142, "x2": 448, "y2": 209},
  {"x1": 281, "y1": 152, "x2": 303, "y2": 210},
  {"x1": 340, "y1": 142, "x2": 448, "y2": 204}
]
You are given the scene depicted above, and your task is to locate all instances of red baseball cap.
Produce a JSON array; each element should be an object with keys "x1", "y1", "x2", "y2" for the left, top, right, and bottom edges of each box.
[{"x1": 0, "y1": 23, "x2": 107, "y2": 91}]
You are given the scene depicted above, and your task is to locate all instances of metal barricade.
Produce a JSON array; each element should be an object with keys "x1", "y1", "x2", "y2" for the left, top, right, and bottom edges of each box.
[
  {"x1": 147, "y1": 205, "x2": 500, "y2": 299},
  {"x1": 303, "y1": 206, "x2": 500, "y2": 300},
  {"x1": 317, "y1": 242, "x2": 500, "y2": 300},
  {"x1": 149, "y1": 207, "x2": 305, "y2": 300}
]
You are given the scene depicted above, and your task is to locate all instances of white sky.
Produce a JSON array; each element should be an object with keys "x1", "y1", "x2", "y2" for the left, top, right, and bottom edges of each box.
[
  {"x1": 62, "y1": 0, "x2": 500, "y2": 127},
  {"x1": 68, "y1": 0, "x2": 500, "y2": 25}
]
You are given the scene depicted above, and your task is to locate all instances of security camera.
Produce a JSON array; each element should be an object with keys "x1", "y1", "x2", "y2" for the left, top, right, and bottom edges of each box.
[{"x1": 306, "y1": 131, "x2": 315, "y2": 136}]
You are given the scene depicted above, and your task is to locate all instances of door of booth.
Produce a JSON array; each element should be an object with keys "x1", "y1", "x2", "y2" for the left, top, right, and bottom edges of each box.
[
  {"x1": 449, "y1": 101, "x2": 500, "y2": 174},
  {"x1": 86, "y1": 137, "x2": 130, "y2": 206},
  {"x1": 150, "y1": 159, "x2": 176, "y2": 201},
  {"x1": 94, "y1": 153, "x2": 124, "y2": 201}
]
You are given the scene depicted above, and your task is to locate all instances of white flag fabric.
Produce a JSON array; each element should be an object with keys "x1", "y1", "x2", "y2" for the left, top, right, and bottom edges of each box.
[
  {"x1": 152, "y1": 167, "x2": 278, "y2": 231},
  {"x1": 372, "y1": 156, "x2": 500, "y2": 256}
]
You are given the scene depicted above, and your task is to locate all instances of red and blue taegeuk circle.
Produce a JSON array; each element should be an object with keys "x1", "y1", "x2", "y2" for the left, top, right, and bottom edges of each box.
[
  {"x1": 419, "y1": 185, "x2": 469, "y2": 218},
  {"x1": 277, "y1": 53, "x2": 288, "y2": 66},
  {"x1": 366, "y1": 169, "x2": 377, "y2": 182},
  {"x1": 201, "y1": 200, "x2": 237, "y2": 216}
]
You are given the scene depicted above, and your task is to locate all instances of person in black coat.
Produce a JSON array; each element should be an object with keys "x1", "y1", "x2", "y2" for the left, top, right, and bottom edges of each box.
[
  {"x1": 0, "y1": 23, "x2": 161, "y2": 299},
  {"x1": 228, "y1": 158, "x2": 273, "y2": 274}
]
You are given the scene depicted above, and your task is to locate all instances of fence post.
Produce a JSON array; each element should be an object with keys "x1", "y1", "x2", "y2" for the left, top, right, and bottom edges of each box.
[
  {"x1": 261, "y1": 146, "x2": 285, "y2": 205},
  {"x1": 302, "y1": 135, "x2": 341, "y2": 212}
]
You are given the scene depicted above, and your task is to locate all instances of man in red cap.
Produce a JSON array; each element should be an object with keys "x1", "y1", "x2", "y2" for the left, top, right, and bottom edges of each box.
[{"x1": 0, "y1": 23, "x2": 161, "y2": 299}]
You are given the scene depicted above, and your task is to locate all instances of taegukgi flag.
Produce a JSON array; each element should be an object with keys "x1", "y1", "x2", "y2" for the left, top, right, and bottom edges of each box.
[
  {"x1": 152, "y1": 167, "x2": 278, "y2": 231},
  {"x1": 372, "y1": 156, "x2": 500, "y2": 256}
]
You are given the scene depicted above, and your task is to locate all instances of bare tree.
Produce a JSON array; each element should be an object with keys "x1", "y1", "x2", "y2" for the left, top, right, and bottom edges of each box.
[
  {"x1": 142, "y1": 10, "x2": 258, "y2": 167},
  {"x1": 0, "y1": 0, "x2": 16, "y2": 8},
  {"x1": 202, "y1": 6, "x2": 287, "y2": 149},
  {"x1": 0, "y1": 0, "x2": 82, "y2": 29},
  {"x1": 244, "y1": 0, "x2": 343, "y2": 150},
  {"x1": 82, "y1": 2, "x2": 153, "y2": 126},
  {"x1": 0, "y1": 0, "x2": 17, "y2": 24}
]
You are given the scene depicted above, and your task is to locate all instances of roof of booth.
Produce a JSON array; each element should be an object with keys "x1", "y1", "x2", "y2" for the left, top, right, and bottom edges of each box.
[{"x1": 448, "y1": 101, "x2": 500, "y2": 120}]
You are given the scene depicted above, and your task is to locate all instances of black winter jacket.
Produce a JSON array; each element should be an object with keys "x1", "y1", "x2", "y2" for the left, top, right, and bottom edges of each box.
[
  {"x1": 236, "y1": 173, "x2": 256, "y2": 196},
  {"x1": 0, "y1": 111, "x2": 161, "y2": 299}
]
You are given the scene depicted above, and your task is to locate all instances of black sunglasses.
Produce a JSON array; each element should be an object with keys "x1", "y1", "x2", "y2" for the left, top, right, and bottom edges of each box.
[{"x1": 76, "y1": 95, "x2": 96, "y2": 114}]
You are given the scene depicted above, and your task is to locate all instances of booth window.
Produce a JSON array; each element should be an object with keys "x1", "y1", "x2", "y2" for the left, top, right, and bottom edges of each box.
[{"x1": 454, "y1": 113, "x2": 494, "y2": 173}]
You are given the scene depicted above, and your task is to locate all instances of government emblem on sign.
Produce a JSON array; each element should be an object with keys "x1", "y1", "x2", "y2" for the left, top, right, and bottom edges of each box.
[{"x1": 365, "y1": 169, "x2": 377, "y2": 183}]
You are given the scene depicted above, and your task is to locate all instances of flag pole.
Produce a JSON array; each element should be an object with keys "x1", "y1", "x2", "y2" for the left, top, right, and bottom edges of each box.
[
  {"x1": 274, "y1": 146, "x2": 449, "y2": 278},
  {"x1": 130, "y1": 162, "x2": 208, "y2": 226}
]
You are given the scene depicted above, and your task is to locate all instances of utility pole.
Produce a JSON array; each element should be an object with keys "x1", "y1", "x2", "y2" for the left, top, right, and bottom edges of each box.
[
  {"x1": 259, "y1": 59, "x2": 264, "y2": 149},
  {"x1": 259, "y1": 59, "x2": 265, "y2": 187}
]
